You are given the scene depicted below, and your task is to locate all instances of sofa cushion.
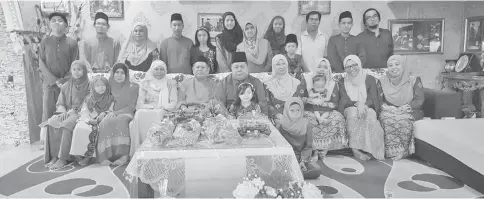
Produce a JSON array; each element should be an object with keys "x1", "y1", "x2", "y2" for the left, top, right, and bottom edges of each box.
[{"x1": 423, "y1": 88, "x2": 462, "y2": 119}]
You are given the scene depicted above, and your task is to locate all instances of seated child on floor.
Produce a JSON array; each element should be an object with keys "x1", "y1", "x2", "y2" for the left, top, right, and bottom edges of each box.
[
  {"x1": 284, "y1": 34, "x2": 304, "y2": 79},
  {"x1": 228, "y1": 82, "x2": 262, "y2": 119},
  {"x1": 275, "y1": 97, "x2": 321, "y2": 179},
  {"x1": 70, "y1": 76, "x2": 114, "y2": 166}
]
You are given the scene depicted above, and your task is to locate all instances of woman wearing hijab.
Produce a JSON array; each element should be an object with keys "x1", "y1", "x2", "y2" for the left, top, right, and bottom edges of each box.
[
  {"x1": 43, "y1": 60, "x2": 90, "y2": 170},
  {"x1": 236, "y1": 22, "x2": 273, "y2": 73},
  {"x1": 70, "y1": 76, "x2": 114, "y2": 165},
  {"x1": 215, "y1": 12, "x2": 243, "y2": 73},
  {"x1": 118, "y1": 23, "x2": 159, "y2": 72},
  {"x1": 265, "y1": 54, "x2": 305, "y2": 125},
  {"x1": 263, "y1": 16, "x2": 286, "y2": 55},
  {"x1": 129, "y1": 60, "x2": 177, "y2": 155},
  {"x1": 300, "y1": 58, "x2": 347, "y2": 160},
  {"x1": 97, "y1": 63, "x2": 139, "y2": 166},
  {"x1": 190, "y1": 27, "x2": 217, "y2": 74},
  {"x1": 378, "y1": 55, "x2": 424, "y2": 160},
  {"x1": 339, "y1": 55, "x2": 384, "y2": 161}
]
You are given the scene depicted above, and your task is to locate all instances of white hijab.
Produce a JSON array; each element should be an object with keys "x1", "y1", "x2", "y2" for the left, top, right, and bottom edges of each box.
[
  {"x1": 343, "y1": 55, "x2": 367, "y2": 103},
  {"x1": 140, "y1": 60, "x2": 169, "y2": 108},
  {"x1": 264, "y1": 54, "x2": 300, "y2": 101}
]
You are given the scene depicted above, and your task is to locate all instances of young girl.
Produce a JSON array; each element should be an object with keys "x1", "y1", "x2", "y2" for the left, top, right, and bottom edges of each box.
[
  {"x1": 275, "y1": 97, "x2": 320, "y2": 178},
  {"x1": 42, "y1": 60, "x2": 90, "y2": 170},
  {"x1": 284, "y1": 34, "x2": 304, "y2": 79},
  {"x1": 70, "y1": 76, "x2": 114, "y2": 166},
  {"x1": 228, "y1": 82, "x2": 261, "y2": 119},
  {"x1": 309, "y1": 74, "x2": 331, "y2": 123}
]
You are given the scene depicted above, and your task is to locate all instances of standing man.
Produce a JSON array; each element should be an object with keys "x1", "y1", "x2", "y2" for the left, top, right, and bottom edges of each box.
[
  {"x1": 357, "y1": 8, "x2": 393, "y2": 69},
  {"x1": 298, "y1": 11, "x2": 327, "y2": 72},
  {"x1": 159, "y1": 13, "x2": 194, "y2": 74},
  {"x1": 326, "y1": 11, "x2": 366, "y2": 73},
  {"x1": 79, "y1": 12, "x2": 121, "y2": 73},
  {"x1": 38, "y1": 12, "x2": 79, "y2": 142},
  {"x1": 216, "y1": 52, "x2": 268, "y2": 115}
]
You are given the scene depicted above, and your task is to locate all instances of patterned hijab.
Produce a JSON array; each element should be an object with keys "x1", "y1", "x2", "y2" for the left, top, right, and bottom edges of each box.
[
  {"x1": 64, "y1": 60, "x2": 91, "y2": 111},
  {"x1": 85, "y1": 76, "x2": 114, "y2": 113},
  {"x1": 242, "y1": 22, "x2": 270, "y2": 65},
  {"x1": 217, "y1": 12, "x2": 243, "y2": 53},
  {"x1": 109, "y1": 63, "x2": 136, "y2": 111},
  {"x1": 264, "y1": 54, "x2": 300, "y2": 101},
  {"x1": 263, "y1": 16, "x2": 286, "y2": 54},
  {"x1": 280, "y1": 97, "x2": 309, "y2": 136},
  {"x1": 305, "y1": 58, "x2": 335, "y2": 101},
  {"x1": 343, "y1": 55, "x2": 367, "y2": 103},
  {"x1": 380, "y1": 55, "x2": 415, "y2": 106},
  {"x1": 118, "y1": 23, "x2": 157, "y2": 66}
]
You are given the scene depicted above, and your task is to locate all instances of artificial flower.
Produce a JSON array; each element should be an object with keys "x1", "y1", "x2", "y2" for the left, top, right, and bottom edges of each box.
[
  {"x1": 251, "y1": 177, "x2": 265, "y2": 189},
  {"x1": 233, "y1": 181, "x2": 260, "y2": 199},
  {"x1": 301, "y1": 182, "x2": 323, "y2": 198}
]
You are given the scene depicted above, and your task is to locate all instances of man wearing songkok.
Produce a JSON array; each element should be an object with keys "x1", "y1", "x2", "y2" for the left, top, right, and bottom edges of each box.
[{"x1": 159, "y1": 13, "x2": 194, "y2": 74}]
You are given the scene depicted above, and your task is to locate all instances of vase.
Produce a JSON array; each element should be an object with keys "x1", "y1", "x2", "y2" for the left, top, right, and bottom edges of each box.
[{"x1": 444, "y1": 60, "x2": 456, "y2": 72}]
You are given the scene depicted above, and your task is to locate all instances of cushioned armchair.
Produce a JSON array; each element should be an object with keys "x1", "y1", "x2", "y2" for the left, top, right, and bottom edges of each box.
[{"x1": 422, "y1": 88, "x2": 462, "y2": 119}]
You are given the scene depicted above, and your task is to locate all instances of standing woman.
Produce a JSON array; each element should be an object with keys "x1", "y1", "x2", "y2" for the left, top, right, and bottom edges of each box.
[
  {"x1": 118, "y1": 23, "x2": 159, "y2": 72},
  {"x1": 237, "y1": 22, "x2": 273, "y2": 73},
  {"x1": 97, "y1": 63, "x2": 139, "y2": 166},
  {"x1": 378, "y1": 55, "x2": 424, "y2": 160},
  {"x1": 190, "y1": 27, "x2": 217, "y2": 74},
  {"x1": 129, "y1": 60, "x2": 177, "y2": 155},
  {"x1": 339, "y1": 55, "x2": 384, "y2": 161},
  {"x1": 263, "y1": 16, "x2": 286, "y2": 55},
  {"x1": 215, "y1": 12, "x2": 243, "y2": 73},
  {"x1": 265, "y1": 54, "x2": 306, "y2": 125}
]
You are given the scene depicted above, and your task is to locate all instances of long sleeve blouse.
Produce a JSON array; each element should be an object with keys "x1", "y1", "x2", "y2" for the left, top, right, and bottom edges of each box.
[
  {"x1": 377, "y1": 76, "x2": 425, "y2": 120},
  {"x1": 338, "y1": 75, "x2": 380, "y2": 114}
]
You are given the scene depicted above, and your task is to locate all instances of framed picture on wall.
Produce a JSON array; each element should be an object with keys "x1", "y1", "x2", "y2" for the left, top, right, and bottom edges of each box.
[
  {"x1": 298, "y1": 0, "x2": 331, "y2": 15},
  {"x1": 41, "y1": 0, "x2": 70, "y2": 13},
  {"x1": 90, "y1": 0, "x2": 124, "y2": 18},
  {"x1": 197, "y1": 13, "x2": 224, "y2": 45},
  {"x1": 464, "y1": 16, "x2": 484, "y2": 52},
  {"x1": 388, "y1": 18, "x2": 444, "y2": 54}
]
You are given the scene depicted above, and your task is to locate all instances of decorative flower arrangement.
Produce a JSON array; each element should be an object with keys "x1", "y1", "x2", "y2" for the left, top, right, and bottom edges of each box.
[{"x1": 233, "y1": 174, "x2": 323, "y2": 199}]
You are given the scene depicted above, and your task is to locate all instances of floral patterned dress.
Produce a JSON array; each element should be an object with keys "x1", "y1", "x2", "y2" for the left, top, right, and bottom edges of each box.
[
  {"x1": 266, "y1": 84, "x2": 306, "y2": 119},
  {"x1": 228, "y1": 102, "x2": 261, "y2": 118}
]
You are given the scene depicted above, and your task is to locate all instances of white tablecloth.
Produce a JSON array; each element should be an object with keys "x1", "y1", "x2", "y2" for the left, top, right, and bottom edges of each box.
[{"x1": 124, "y1": 121, "x2": 304, "y2": 198}]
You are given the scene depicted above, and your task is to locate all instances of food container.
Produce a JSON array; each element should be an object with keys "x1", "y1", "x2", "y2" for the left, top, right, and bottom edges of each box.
[
  {"x1": 148, "y1": 119, "x2": 175, "y2": 146},
  {"x1": 171, "y1": 119, "x2": 202, "y2": 146}
]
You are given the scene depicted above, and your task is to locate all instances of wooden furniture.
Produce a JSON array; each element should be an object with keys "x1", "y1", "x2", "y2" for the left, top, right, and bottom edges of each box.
[{"x1": 442, "y1": 72, "x2": 484, "y2": 118}]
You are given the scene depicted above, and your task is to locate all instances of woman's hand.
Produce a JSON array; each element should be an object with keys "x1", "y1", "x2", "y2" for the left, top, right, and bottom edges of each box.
[
  {"x1": 275, "y1": 113, "x2": 283, "y2": 120},
  {"x1": 299, "y1": 161, "x2": 307, "y2": 172},
  {"x1": 105, "y1": 112, "x2": 116, "y2": 118},
  {"x1": 89, "y1": 119, "x2": 98, "y2": 125},
  {"x1": 356, "y1": 102, "x2": 367, "y2": 119},
  {"x1": 399, "y1": 104, "x2": 412, "y2": 113}
]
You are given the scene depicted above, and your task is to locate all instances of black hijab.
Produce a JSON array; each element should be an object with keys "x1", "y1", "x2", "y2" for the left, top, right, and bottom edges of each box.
[{"x1": 216, "y1": 12, "x2": 243, "y2": 53}]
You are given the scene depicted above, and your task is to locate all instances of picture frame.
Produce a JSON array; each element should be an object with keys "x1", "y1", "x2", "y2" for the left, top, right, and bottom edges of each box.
[
  {"x1": 298, "y1": 0, "x2": 331, "y2": 15},
  {"x1": 197, "y1": 13, "x2": 224, "y2": 45},
  {"x1": 90, "y1": 0, "x2": 124, "y2": 19},
  {"x1": 464, "y1": 16, "x2": 484, "y2": 52},
  {"x1": 40, "y1": 0, "x2": 70, "y2": 13},
  {"x1": 388, "y1": 18, "x2": 444, "y2": 54}
]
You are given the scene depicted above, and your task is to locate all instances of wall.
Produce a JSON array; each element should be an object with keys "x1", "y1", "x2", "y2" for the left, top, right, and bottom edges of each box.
[{"x1": 16, "y1": 1, "x2": 470, "y2": 89}]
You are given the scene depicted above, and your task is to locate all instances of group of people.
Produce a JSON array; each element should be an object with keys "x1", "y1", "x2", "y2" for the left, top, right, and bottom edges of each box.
[{"x1": 38, "y1": 8, "x2": 421, "y2": 174}]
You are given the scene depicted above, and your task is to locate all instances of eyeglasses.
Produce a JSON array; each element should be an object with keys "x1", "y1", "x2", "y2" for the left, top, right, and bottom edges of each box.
[{"x1": 344, "y1": 64, "x2": 359, "y2": 71}]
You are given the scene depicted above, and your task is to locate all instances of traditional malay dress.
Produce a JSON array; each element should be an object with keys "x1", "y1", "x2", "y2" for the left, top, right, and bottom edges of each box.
[
  {"x1": 43, "y1": 60, "x2": 90, "y2": 164},
  {"x1": 129, "y1": 60, "x2": 177, "y2": 155},
  {"x1": 264, "y1": 55, "x2": 305, "y2": 120},
  {"x1": 216, "y1": 52, "x2": 268, "y2": 115},
  {"x1": 263, "y1": 16, "x2": 286, "y2": 56},
  {"x1": 118, "y1": 23, "x2": 159, "y2": 72},
  {"x1": 97, "y1": 63, "x2": 139, "y2": 163},
  {"x1": 378, "y1": 55, "x2": 424, "y2": 160},
  {"x1": 190, "y1": 28, "x2": 217, "y2": 74},
  {"x1": 283, "y1": 34, "x2": 304, "y2": 79},
  {"x1": 228, "y1": 101, "x2": 261, "y2": 118},
  {"x1": 236, "y1": 22, "x2": 273, "y2": 73},
  {"x1": 338, "y1": 55, "x2": 385, "y2": 160},
  {"x1": 215, "y1": 12, "x2": 244, "y2": 73},
  {"x1": 70, "y1": 76, "x2": 114, "y2": 158},
  {"x1": 159, "y1": 13, "x2": 194, "y2": 74},
  {"x1": 300, "y1": 58, "x2": 347, "y2": 157}
]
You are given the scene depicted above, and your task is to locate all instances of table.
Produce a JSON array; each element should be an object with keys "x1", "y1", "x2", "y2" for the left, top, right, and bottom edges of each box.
[
  {"x1": 442, "y1": 72, "x2": 484, "y2": 118},
  {"x1": 124, "y1": 121, "x2": 304, "y2": 198}
]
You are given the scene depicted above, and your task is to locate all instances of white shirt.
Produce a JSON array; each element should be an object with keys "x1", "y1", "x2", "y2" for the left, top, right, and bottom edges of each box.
[{"x1": 297, "y1": 30, "x2": 327, "y2": 72}]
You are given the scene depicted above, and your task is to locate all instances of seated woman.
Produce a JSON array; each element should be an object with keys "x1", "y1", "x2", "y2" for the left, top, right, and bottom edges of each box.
[
  {"x1": 228, "y1": 82, "x2": 262, "y2": 119},
  {"x1": 274, "y1": 97, "x2": 321, "y2": 179},
  {"x1": 97, "y1": 63, "x2": 139, "y2": 166},
  {"x1": 70, "y1": 76, "x2": 114, "y2": 165},
  {"x1": 177, "y1": 55, "x2": 226, "y2": 116},
  {"x1": 42, "y1": 60, "x2": 90, "y2": 169},
  {"x1": 300, "y1": 58, "x2": 347, "y2": 160},
  {"x1": 339, "y1": 55, "x2": 384, "y2": 161},
  {"x1": 378, "y1": 55, "x2": 424, "y2": 160},
  {"x1": 265, "y1": 54, "x2": 305, "y2": 126},
  {"x1": 117, "y1": 23, "x2": 159, "y2": 72},
  {"x1": 129, "y1": 60, "x2": 177, "y2": 156},
  {"x1": 236, "y1": 22, "x2": 273, "y2": 73}
]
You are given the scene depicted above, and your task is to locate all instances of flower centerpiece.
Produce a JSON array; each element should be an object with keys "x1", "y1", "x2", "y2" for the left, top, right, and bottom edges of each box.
[{"x1": 233, "y1": 174, "x2": 323, "y2": 198}]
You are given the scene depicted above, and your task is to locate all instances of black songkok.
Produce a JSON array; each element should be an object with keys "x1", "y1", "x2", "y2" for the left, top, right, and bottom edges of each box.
[
  {"x1": 339, "y1": 11, "x2": 352, "y2": 22},
  {"x1": 232, "y1": 52, "x2": 247, "y2": 63},
  {"x1": 193, "y1": 55, "x2": 208, "y2": 66},
  {"x1": 171, "y1": 13, "x2": 183, "y2": 22},
  {"x1": 285, "y1": 34, "x2": 298, "y2": 46},
  {"x1": 95, "y1": 12, "x2": 109, "y2": 25}
]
